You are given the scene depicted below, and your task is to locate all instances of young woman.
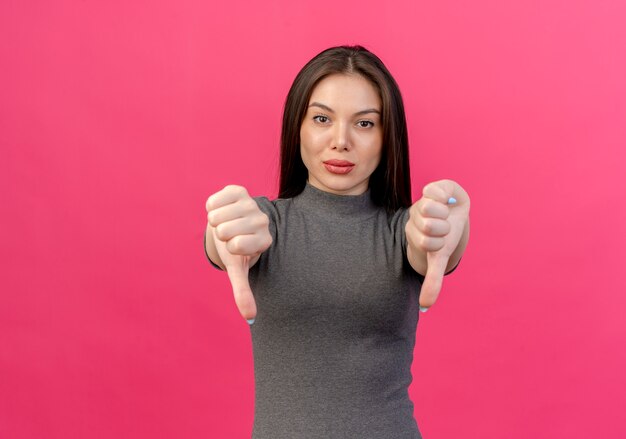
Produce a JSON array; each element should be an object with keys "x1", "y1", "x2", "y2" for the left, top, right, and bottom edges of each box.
[{"x1": 204, "y1": 45, "x2": 470, "y2": 439}]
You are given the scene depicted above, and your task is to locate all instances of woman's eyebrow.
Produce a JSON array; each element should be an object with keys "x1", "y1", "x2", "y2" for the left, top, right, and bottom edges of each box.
[{"x1": 308, "y1": 102, "x2": 381, "y2": 116}]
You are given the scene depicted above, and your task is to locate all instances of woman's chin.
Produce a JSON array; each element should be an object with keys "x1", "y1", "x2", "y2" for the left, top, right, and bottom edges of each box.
[{"x1": 309, "y1": 176, "x2": 369, "y2": 196}]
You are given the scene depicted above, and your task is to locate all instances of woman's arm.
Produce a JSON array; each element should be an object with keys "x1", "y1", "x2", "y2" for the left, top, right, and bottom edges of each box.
[
  {"x1": 405, "y1": 179, "x2": 471, "y2": 309},
  {"x1": 204, "y1": 185, "x2": 272, "y2": 322}
]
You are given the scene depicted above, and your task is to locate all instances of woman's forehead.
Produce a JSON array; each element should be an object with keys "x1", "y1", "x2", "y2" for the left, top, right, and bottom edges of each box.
[{"x1": 308, "y1": 74, "x2": 381, "y2": 110}]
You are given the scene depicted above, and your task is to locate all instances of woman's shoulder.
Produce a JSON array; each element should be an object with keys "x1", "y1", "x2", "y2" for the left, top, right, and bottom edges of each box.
[
  {"x1": 253, "y1": 194, "x2": 293, "y2": 207},
  {"x1": 252, "y1": 195, "x2": 295, "y2": 220},
  {"x1": 386, "y1": 204, "x2": 410, "y2": 226}
]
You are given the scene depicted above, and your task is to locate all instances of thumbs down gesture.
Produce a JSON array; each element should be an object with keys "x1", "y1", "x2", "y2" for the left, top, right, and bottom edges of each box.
[
  {"x1": 205, "y1": 185, "x2": 273, "y2": 324},
  {"x1": 405, "y1": 179, "x2": 470, "y2": 312}
]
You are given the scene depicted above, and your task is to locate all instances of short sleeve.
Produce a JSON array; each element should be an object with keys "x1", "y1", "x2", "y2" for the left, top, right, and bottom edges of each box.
[
  {"x1": 388, "y1": 207, "x2": 424, "y2": 283},
  {"x1": 252, "y1": 196, "x2": 279, "y2": 246},
  {"x1": 388, "y1": 206, "x2": 411, "y2": 256}
]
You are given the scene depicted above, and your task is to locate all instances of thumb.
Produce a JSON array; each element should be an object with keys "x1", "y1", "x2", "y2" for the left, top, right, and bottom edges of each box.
[
  {"x1": 224, "y1": 256, "x2": 258, "y2": 324},
  {"x1": 419, "y1": 252, "x2": 449, "y2": 312}
]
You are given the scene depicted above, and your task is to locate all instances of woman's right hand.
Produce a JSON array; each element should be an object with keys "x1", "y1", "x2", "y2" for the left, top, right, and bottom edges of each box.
[{"x1": 205, "y1": 185, "x2": 272, "y2": 323}]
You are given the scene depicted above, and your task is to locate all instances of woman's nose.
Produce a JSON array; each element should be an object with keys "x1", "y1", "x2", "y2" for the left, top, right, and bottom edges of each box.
[{"x1": 331, "y1": 122, "x2": 350, "y2": 151}]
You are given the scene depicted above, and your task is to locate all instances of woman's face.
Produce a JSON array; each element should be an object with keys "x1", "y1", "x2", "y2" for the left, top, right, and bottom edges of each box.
[{"x1": 300, "y1": 73, "x2": 383, "y2": 196}]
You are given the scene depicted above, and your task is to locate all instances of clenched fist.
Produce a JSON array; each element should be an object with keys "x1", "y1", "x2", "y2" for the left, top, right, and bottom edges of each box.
[
  {"x1": 405, "y1": 179, "x2": 470, "y2": 311},
  {"x1": 205, "y1": 185, "x2": 272, "y2": 324}
]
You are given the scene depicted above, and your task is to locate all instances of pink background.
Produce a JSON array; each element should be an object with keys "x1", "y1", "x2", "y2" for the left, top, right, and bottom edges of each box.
[{"x1": 1, "y1": 1, "x2": 625, "y2": 438}]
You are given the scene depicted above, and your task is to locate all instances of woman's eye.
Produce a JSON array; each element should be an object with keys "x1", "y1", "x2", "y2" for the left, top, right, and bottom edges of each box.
[
  {"x1": 358, "y1": 121, "x2": 374, "y2": 128},
  {"x1": 313, "y1": 115, "x2": 329, "y2": 124}
]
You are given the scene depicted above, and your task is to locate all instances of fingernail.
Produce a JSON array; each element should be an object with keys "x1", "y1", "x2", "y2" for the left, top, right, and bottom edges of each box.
[
  {"x1": 419, "y1": 307, "x2": 429, "y2": 313},
  {"x1": 447, "y1": 197, "x2": 457, "y2": 205},
  {"x1": 246, "y1": 318, "x2": 255, "y2": 325}
]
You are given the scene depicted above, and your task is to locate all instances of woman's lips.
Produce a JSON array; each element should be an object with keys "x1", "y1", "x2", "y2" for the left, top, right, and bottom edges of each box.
[{"x1": 323, "y1": 159, "x2": 355, "y2": 175}]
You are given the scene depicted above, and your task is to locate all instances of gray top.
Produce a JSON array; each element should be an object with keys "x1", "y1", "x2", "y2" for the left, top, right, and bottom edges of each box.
[{"x1": 206, "y1": 183, "x2": 429, "y2": 438}]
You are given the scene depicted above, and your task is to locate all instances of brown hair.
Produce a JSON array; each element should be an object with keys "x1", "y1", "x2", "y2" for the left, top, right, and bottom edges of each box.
[{"x1": 278, "y1": 45, "x2": 412, "y2": 212}]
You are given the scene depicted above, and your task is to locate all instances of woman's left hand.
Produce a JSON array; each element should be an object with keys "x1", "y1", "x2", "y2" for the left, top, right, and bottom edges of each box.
[{"x1": 405, "y1": 179, "x2": 470, "y2": 310}]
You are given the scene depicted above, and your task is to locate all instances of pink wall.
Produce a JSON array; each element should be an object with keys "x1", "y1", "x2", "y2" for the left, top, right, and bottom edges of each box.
[{"x1": 1, "y1": 1, "x2": 625, "y2": 438}]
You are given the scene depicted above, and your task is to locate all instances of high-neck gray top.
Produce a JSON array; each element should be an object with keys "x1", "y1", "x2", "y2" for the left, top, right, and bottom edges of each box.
[{"x1": 242, "y1": 183, "x2": 425, "y2": 438}]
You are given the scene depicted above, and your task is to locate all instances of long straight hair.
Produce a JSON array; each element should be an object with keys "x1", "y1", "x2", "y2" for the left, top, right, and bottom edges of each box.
[{"x1": 278, "y1": 45, "x2": 412, "y2": 212}]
